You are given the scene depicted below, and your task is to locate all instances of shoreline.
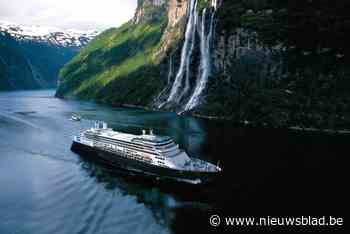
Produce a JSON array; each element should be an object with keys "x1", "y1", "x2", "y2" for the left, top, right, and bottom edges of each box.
[
  {"x1": 56, "y1": 94, "x2": 350, "y2": 136},
  {"x1": 118, "y1": 104, "x2": 350, "y2": 135},
  {"x1": 289, "y1": 126, "x2": 350, "y2": 135}
]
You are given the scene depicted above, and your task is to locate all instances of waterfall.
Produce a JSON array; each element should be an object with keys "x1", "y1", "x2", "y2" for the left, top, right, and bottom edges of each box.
[
  {"x1": 156, "y1": 56, "x2": 174, "y2": 108},
  {"x1": 26, "y1": 58, "x2": 47, "y2": 88},
  {"x1": 211, "y1": 0, "x2": 218, "y2": 10},
  {"x1": 184, "y1": 7, "x2": 215, "y2": 111},
  {"x1": 178, "y1": 4, "x2": 198, "y2": 101},
  {"x1": 167, "y1": 56, "x2": 173, "y2": 84},
  {"x1": 167, "y1": 0, "x2": 198, "y2": 103}
]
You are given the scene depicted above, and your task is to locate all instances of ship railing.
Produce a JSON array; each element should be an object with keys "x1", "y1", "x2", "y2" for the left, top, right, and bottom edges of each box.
[
  {"x1": 153, "y1": 145, "x2": 178, "y2": 154},
  {"x1": 95, "y1": 142, "x2": 119, "y2": 154},
  {"x1": 189, "y1": 159, "x2": 218, "y2": 172},
  {"x1": 94, "y1": 143, "x2": 154, "y2": 164},
  {"x1": 152, "y1": 147, "x2": 163, "y2": 157},
  {"x1": 80, "y1": 137, "x2": 94, "y2": 147}
]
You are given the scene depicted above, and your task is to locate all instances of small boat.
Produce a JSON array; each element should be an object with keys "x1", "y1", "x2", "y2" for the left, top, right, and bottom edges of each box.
[{"x1": 71, "y1": 114, "x2": 81, "y2": 121}]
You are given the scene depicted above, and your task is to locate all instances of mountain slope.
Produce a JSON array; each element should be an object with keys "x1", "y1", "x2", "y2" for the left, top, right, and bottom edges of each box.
[
  {"x1": 0, "y1": 33, "x2": 40, "y2": 90},
  {"x1": 56, "y1": 0, "x2": 350, "y2": 130},
  {"x1": 0, "y1": 22, "x2": 98, "y2": 91},
  {"x1": 0, "y1": 21, "x2": 98, "y2": 48},
  {"x1": 205, "y1": 0, "x2": 350, "y2": 128},
  {"x1": 56, "y1": 0, "x2": 169, "y2": 105}
]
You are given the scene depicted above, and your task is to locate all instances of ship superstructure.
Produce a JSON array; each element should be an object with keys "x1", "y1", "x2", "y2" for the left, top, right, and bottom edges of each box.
[{"x1": 72, "y1": 121, "x2": 221, "y2": 184}]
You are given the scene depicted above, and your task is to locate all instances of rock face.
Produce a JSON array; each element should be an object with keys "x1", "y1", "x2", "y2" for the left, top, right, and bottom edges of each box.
[
  {"x1": 55, "y1": 2, "x2": 168, "y2": 103},
  {"x1": 213, "y1": 28, "x2": 285, "y2": 81},
  {"x1": 57, "y1": 0, "x2": 350, "y2": 130},
  {"x1": 167, "y1": 0, "x2": 189, "y2": 27},
  {"x1": 201, "y1": 1, "x2": 350, "y2": 129},
  {"x1": 0, "y1": 33, "x2": 40, "y2": 90},
  {"x1": 154, "y1": 0, "x2": 189, "y2": 61},
  {"x1": 133, "y1": 0, "x2": 167, "y2": 24},
  {"x1": 0, "y1": 21, "x2": 98, "y2": 90},
  {"x1": 156, "y1": 0, "x2": 223, "y2": 111}
]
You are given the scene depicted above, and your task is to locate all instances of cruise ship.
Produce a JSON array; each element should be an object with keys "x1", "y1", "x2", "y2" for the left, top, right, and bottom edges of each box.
[{"x1": 71, "y1": 121, "x2": 221, "y2": 184}]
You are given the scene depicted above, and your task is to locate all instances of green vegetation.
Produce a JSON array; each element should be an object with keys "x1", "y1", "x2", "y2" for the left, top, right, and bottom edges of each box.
[
  {"x1": 0, "y1": 32, "x2": 78, "y2": 91},
  {"x1": 56, "y1": 18, "x2": 168, "y2": 105},
  {"x1": 202, "y1": 0, "x2": 350, "y2": 129},
  {"x1": 0, "y1": 43, "x2": 12, "y2": 90},
  {"x1": 56, "y1": 0, "x2": 350, "y2": 130},
  {"x1": 0, "y1": 61, "x2": 12, "y2": 90},
  {"x1": 217, "y1": 0, "x2": 350, "y2": 52},
  {"x1": 0, "y1": 34, "x2": 40, "y2": 90},
  {"x1": 197, "y1": 0, "x2": 211, "y2": 13}
]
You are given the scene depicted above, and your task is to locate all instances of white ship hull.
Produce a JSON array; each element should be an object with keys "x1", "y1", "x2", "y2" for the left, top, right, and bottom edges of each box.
[
  {"x1": 71, "y1": 121, "x2": 221, "y2": 184},
  {"x1": 71, "y1": 141, "x2": 219, "y2": 184}
]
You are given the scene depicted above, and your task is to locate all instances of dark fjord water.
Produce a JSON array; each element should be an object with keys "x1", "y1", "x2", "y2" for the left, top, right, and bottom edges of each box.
[{"x1": 0, "y1": 90, "x2": 347, "y2": 234}]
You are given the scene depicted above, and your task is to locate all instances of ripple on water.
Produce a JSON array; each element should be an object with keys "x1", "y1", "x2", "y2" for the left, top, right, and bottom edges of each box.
[
  {"x1": 75, "y1": 187, "x2": 106, "y2": 234},
  {"x1": 87, "y1": 193, "x2": 114, "y2": 234},
  {"x1": 0, "y1": 90, "x2": 175, "y2": 234}
]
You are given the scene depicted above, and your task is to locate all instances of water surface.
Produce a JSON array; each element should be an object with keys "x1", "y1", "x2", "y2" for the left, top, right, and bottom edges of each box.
[{"x1": 0, "y1": 90, "x2": 346, "y2": 234}]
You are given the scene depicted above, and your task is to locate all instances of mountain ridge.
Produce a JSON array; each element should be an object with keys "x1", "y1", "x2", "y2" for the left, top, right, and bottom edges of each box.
[
  {"x1": 0, "y1": 21, "x2": 99, "y2": 48},
  {"x1": 0, "y1": 21, "x2": 99, "y2": 91},
  {"x1": 56, "y1": 0, "x2": 350, "y2": 130}
]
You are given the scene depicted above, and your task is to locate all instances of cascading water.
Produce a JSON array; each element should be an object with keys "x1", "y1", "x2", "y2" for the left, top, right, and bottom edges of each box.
[
  {"x1": 167, "y1": 56, "x2": 173, "y2": 84},
  {"x1": 211, "y1": 0, "x2": 218, "y2": 10},
  {"x1": 178, "y1": 3, "x2": 198, "y2": 101},
  {"x1": 184, "y1": 6, "x2": 216, "y2": 111},
  {"x1": 167, "y1": 0, "x2": 198, "y2": 103},
  {"x1": 156, "y1": 56, "x2": 174, "y2": 108},
  {"x1": 26, "y1": 58, "x2": 47, "y2": 88}
]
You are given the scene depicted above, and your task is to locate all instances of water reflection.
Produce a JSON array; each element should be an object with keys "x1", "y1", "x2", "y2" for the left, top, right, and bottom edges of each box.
[{"x1": 0, "y1": 90, "x2": 347, "y2": 234}]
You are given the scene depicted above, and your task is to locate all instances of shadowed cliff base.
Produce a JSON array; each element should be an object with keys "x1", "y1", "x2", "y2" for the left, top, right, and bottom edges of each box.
[{"x1": 56, "y1": 0, "x2": 350, "y2": 131}]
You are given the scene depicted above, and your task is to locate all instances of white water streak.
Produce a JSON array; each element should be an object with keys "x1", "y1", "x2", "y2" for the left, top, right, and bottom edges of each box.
[
  {"x1": 26, "y1": 58, "x2": 47, "y2": 88},
  {"x1": 167, "y1": 56, "x2": 173, "y2": 84},
  {"x1": 178, "y1": 3, "x2": 198, "y2": 101},
  {"x1": 167, "y1": 0, "x2": 197, "y2": 103},
  {"x1": 157, "y1": 56, "x2": 174, "y2": 108},
  {"x1": 184, "y1": 8, "x2": 215, "y2": 111},
  {"x1": 211, "y1": 0, "x2": 218, "y2": 10}
]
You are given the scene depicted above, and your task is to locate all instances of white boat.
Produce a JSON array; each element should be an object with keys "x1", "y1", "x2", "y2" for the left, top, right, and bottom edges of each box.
[
  {"x1": 71, "y1": 114, "x2": 81, "y2": 121},
  {"x1": 71, "y1": 121, "x2": 221, "y2": 184}
]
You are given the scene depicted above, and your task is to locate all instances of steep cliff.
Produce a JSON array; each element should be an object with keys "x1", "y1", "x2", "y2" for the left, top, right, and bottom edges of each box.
[
  {"x1": 203, "y1": 0, "x2": 350, "y2": 129},
  {"x1": 56, "y1": 0, "x2": 350, "y2": 130},
  {"x1": 56, "y1": 0, "x2": 204, "y2": 105},
  {"x1": 0, "y1": 33, "x2": 40, "y2": 90},
  {"x1": 0, "y1": 22, "x2": 97, "y2": 91},
  {"x1": 56, "y1": 0, "x2": 170, "y2": 105}
]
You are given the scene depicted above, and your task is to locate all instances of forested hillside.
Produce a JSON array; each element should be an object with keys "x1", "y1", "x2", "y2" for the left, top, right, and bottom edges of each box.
[{"x1": 56, "y1": 0, "x2": 350, "y2": 130}]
